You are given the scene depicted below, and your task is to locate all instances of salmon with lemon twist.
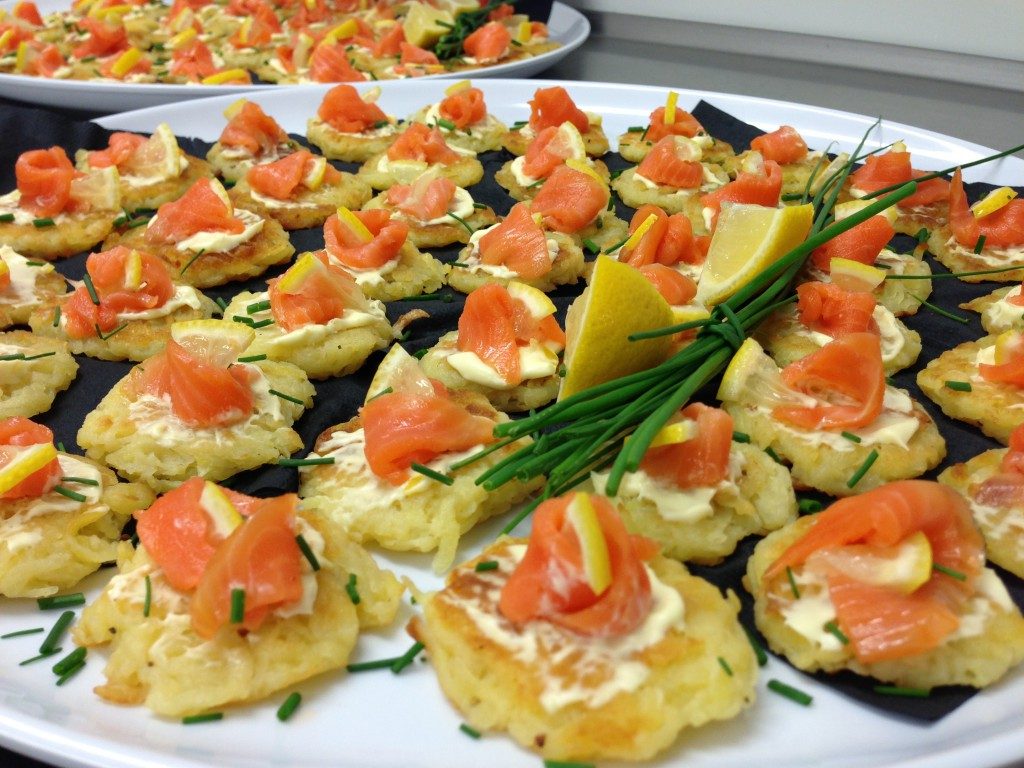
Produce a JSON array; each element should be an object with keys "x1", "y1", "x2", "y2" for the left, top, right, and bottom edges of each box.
[
  {"x1": 73, "y1": 478, "x2": 403, "y2": 716},
  {"x1": 0, "y1": 146, "x2": 122, "y2": 260},
  {"x1": 746, "y1": 481, "x2": 1024, "y2": 689},
  {"x1": 408, "y1": 80, "x2": 508, "y2": 154},
  {"x1": 357, "y1": 122, "x2": 484, "y2": 191},
  {"x1": 494, "y1": 120, "x2": 611, "y2": 202},
  {"x1": 29, "y1": 245, "x2": 216, "y2": 361},
  {"x1": 727, "y1": 125, "x2": 829, "y2": 198},
  {"x1": 0, "y1": 244, "x2": 67, "y2": 329},
  {"x1": 306, "y1": 84, "x2": 402, "y2": 164},
  {"x1": 220, "y1": 253, "x2": 394, "y2": 380},
  {"x1": 617, "y1": 91, "x2": 734, "y2": 165},
  {"x1": 420, "y1": 281, "x2": 565, "y2": 412},
  {"x1": 501, "y1": 85, "x2": 609, "y2": 158},
  {"x1": 299, "y1": 344, "x2": 541, "y2": 573},
  {"x1": 78, "y1": 319, "x2": 313, "y2": 492},
  {"x1": 594, "y1": 403, "x2": 797, "y2": 564},
  {"x1": 105, "y1": 177, "x2": 294, "y2": 289},
  {"x1": 720, "y1": 335, "x2": 945, "y2": 497},
  {"x1": 412, "y1": 492, "x2": 757, "y2": 762},
  {"x1": 206, "y1": 100, "x2": 302, "y2": 183},
  {"x1": 0, "y1": 416, "x2": 153, "y2": 598}
]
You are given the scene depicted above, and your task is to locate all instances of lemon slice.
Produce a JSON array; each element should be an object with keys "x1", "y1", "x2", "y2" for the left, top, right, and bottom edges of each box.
[
  {"x1": 209, "y1": 178, "x2": 234, "y2": 209},
  {"x1": 199, "y1": 480, "x2": 243, "y2": 538},
  {"x1": 276, "y1": 252, "x2": 321, "y2": 293},
  {"x1": 366, "y1": 343, "x2": 435, "y2": 401},
  {"x1": 664, "y1": 90, "x2": 679, "y2": 124},
  {"x1": 302, "y1": 156, "x2": 328, "y2": 191},
  {"x1": 972, "y1": 186, "x2": 1018, "y2": 219},
  {"x1": 111, "y1": 47, "x2": 143, "y2": 78},
  {"x1": 0, "y1": 29, "x2": 15, "y2": 51},
  {"x1": 222, "y1": 98, "x2": 248, "y2": 120},
  {"x1": 566, "y1": 493, "x2": 612, "y2": 596},
  {"x1": 716, "y1": 337, "x2": 808, "y2": 410},
  {"x1": 829, "y1": 257, "x2": 886, "y2": 292},
  {"x1": 123, "y1": 249, "x2": 144, "y2": 290},
  {"x1": 0, "y1": 443, "x2": 57, "y2": 496},
  {"x1": 564, "y1": 157, "x2": 608, "y2": 194},
  {"x1": 695, "y1": 202, "x2": 813, "y2": 307},
  {"x1": 402, "y1": 1, "x2": 454, "y2": 48},
  {"x1": 14, "y1": 41, "x2": 28, "y2": 74},
  {"x1": 515, "y1": 20, "x2": 532, "y2": 43},
  {"x1": 648, "y1": 418, "x2": 697, "y2": 449},
  {"x1": 335, "y1": 206, "x2": 374, "y2": 244},
  {"x1": 560, "y1": 256, "x2": 674, "y2": 401},
  {"x1": 322, "y1": 18, "x2": 359, "y2": 46},
  {"x1": 617, "y1": 212, "x2": 658, "y2": 254},
  {"x1": 69, "y1": 166, "x2": 122, "y2": 212},
  {"x1": 123, "y1": 123, "x2": 183, "y2": 180},
  {"x1": 170, "y1": 319, "x2": 255, "y2": 366},
  {"x1": 993, "y1": 330, "x2": 1024, "y2": 365},
  {"x1": 506, "y1": 281, "x2": 556, "y2": 319},
  {"x1": 202, "y1": 69, "x2": 248, "y2": 85},
  {"x1": 444, "y1": 79, "x2": 472, "y2": 97},
  {"x1": 832, "y1": 198, "x2": 898, "y2": 226},
  {"x1": 813, "y1": 531, "x2": 933, "y2": 595}
]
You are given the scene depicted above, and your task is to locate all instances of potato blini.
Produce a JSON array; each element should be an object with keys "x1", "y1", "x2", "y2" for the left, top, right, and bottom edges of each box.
[
  {"x1": 0, "y1": 245, "x2": 68, "y2": 329},
  {"x1": 0, "y1": 331, "x2": 77, "y2": 418}
]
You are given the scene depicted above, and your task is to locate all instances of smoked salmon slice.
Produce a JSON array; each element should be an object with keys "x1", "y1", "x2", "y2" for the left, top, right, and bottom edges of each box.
[
  {"x1": 386, "y1": 173, "x2": 456, "y2": 222},
  {"x1": 750, "y1": 125, "x2": 808, "y2": 165},
  {"x1": 765, "y1": 480, "x2": 985, "y2": 663},
  {"x1": 644, "y1": 105, "x2": 703, "y2": 143},
  {"x1": 323, "y1": 208, "x2": 409, "y2": 269},
  {"x1": 0, "y1": 417, "x2": 61, "y2": 500},
  {"x1": 640, "y1": 403, "x2": 732, "y2": 489},
  {"x1": 974, "y1": 423, "x2": 1024, "y2": 507},
  {"x1": 810, "y1": 214, "x2": 895, "y2": 271},
  {"x1": 636, "y1": 136, "x2": 703, "y2": 188},
  {"x1": 267, "y1": 254, "x2": 368, "y2": 331},
  {"x1": 19, "y1": 42, "x2": 65, "y2": 77},
  {"x1": 317, "y1": 83, "x2": 388, "y2": 134},
  {"x1": 476, "y1": 202, "x2": 551, "y2": 279},
  {"x1": 795, "y1": 281, "x2": 878, "y2": 338},
  {"x1": 398, "y1": 41, "x2": 439, "y2": 66},
  {"x1": 948, "y1": 168, "x2": 1024, "y2": 249},
  {"x1": 773, "y1": 332, "x2": 885, "y2": 430},
  {"x1": 72, "y1": 17, "x2": 128, "y2": 59},
  {"x1": 462, "y1": 20, "x2": 510, "y2": 63},
  {"x1": 438, "y1": 86, "x2": 486, "y2": 130},
  {"x1": 372, "y1": 23, "x2": 404, "y2": 57},
  {"x1": 309, "y1": 42, "x2": 367, "y2": 82},
  {"x1": 977, "y1": 333, "x2": 1024, "y2": 387},
  {"x1": 15, "y1": 147, "x2": 77, "y2": 218},
  {"x1": 169, "y1": 39, "x2": 218, "y2": 81},
  {"x1": 530, "y1": 164, "x2": 608, "y2": 234},
  {"x1": 360, "y1": 384, "x2": 497, "y2": 484},
  {"x1": 63, "y1": 246, "x2": 174, "y2": 338},
  {"x1": 499, "y1": 493, "x2": 657, "y2": 638},
  {"x1": 246, "y1": 149, "x2": 341, "y2": 200},
  {"x1": 701, "y1": 160, "x2": 783, "y2": 229},
  {"x1": 386, "y1": 123, "x2": 460, "y2": 165},
  {"x1": 219, "y1": 101, "x2": 290, "y2": 156},
  {"x1": 527, "y1": 85, "x2": 589, "y2": 135},
  {"x1": 620, "y1": 204, "x2": 706, "y2": 267},
  {"x1": 84, "y1": 132, "x2": 146, "y2": 170},
  {"x1": 146, "y1": 179, "x2": 245, "y2": 245},
  {"x1": 850, "y1": 150, "x2": 949, "y2": 209},
  {"x1": 12, "y1": 0, "x2": 43, "y2": 25},
  {"x1": 638, "y1": 263, "x2": 697, "y2": 306}
]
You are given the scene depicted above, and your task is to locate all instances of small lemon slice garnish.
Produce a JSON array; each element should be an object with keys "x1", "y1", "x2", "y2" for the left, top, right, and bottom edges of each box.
[
  {"x1": 516, "y1": 20, "x2": 532, "y2": 43},
  {"x1": 972, "y1": 186, "x2": 1018, "y2": 220},
  {"x1": 715, "y1": 337, "x2": 806, "y2": 410},
  {"x1": 0, "y1": 443, "x2": 57, "y2": 496},
  {"x1": 322, "y1": 18, "x2": 358, "y2": 46},
  {"x1": 123, "y1": 250, "x2": 144, "y2": 291},
  {"x1": 302, "y1": 156, "x2": 328, "y2": 191},
  {"x1": 664, "y1": 90, "x2": 679, "y2": 125},
  {"x1": 506, "y1": 281, "x2": 556, "y2": 319},
  {"x1": 444, "y1": 79, "x2": 472, "y2": 97},
  {"x1": 648, "y1": 418, "x2": 698, "y2": 449},
  {"x1": 223, "y1": 98, "x2": 248, "y2": 120},
  {"x1": 275, "y1": 252, "x2": 321, "y2": 294},
  {"x1": 564, "y1": 157, "x2": 608, "y2": 193},
  {"x1": 170, "y1": 318, "x2": 255, "y2": 366},
  {"x1": 566, "y1": 493, "x2": 612, "y2": 596},
  {"x1": 828, "y1": 257, "x2": 887, "y2": 292},
  {"x1": 111, "y1": 47, "x2": 143, "y2": 78},
  {"x1": 199, "y1": 480, "x2": 243, "y2": 538},
  {"x1": 14, "y1": 41, "x2": 28, "y2": 74},
  {"x1": 167, "y1": 28, "x2": 197, "y2": 50},
  {"x1": 0, "y1": 29, "x2": 15, "y2": 50},
  {"x1": 335, "y1": 206, "x2": 374, "y2": 244},
  {"x1": 202, "y1": 69, "x2": 248, "y2": 85},
  {"x1": 618, "y1": 212, "x2": 659, "y2": 254}
]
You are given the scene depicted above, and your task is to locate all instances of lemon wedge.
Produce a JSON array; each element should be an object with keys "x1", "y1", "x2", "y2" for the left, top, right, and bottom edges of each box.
[
  {"x1": 170, "y1": 319, "x2": 255, "y2": 366},
  {"x1": 828, "y1": 257, "x2": 887, "y2": 293},
  {"x1": 506, "y1": 281, "x2": 556, "y2": 319},
  {"x1": 972, "y1": 186, "x2": 1018, "y2": 219},
  {"x1": 402, "y1": 1, "x2": 453, "y2": 48},
  {"x1": 335, "y1": 206, "x2": 374, "y2": 244},
  {"x1": 275, "y1": 252, "x2": 321, "y2": 293},
  {"x1": 167, "y1": 28, "x2": 197, "y2": 50},
  {"x1": 814, "y1": 532, "x2": 933, "y2": 595},
  {"x1": 202, "y1": 69, "x2": 248, "y2": 85},
  {"x1": 716, "y1": 337, "x2": 807, "y2": 410},
  {"x1": 110, "y1": 47, "x2": 143, "y2": 78},
  {"x1": 322, "y1": 18, "x2": 359, "y2": 45},
  {"x1": 566, "y1": 493, "x2": 612, "y2": 596},
  {"x1": 199, "y1": 480, "x2": 243, "y2": 538},
  {"x1": 69, "y1": 166, "x2": 121, "y2": 212},
  {"x1": 560, "y1": 256, "x2": 674, "y2": 401},
  {"x1": 0, "y1": 443, "x2": 57, "y2": 496},
  {"x1": 648, "y1": 418, "x2": 698, "y2": 449},
  {"x1": 222, "y1": 98, "x2": 248, "y2": 120},
  {"x1": 695, "y1": 202, "x2": 813, "y2": 307},
  {"x1": 444, "y1": 79, "x2": 472, "y2": 97},
  {"x1": 516, "y1": 20, "x2": 532, "y2": 43},
  {"x1": 123, "y1": 250, "x2": 144, "y2": 290}
]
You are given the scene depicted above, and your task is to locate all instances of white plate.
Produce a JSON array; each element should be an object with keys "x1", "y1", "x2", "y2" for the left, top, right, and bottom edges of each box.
[
  {"x1": 2, "y1": 79, "x2": 1024, "y2": 768},
  {"x1": 0, "y1": 1, "x2": 589, "y2": 112}
]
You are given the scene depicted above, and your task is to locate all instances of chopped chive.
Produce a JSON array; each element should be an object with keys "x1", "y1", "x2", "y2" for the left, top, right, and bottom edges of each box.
[
  {"x1": 52, "y1": 305, "x2": 61, "y2": 327},
  {"x1": 840, "y1": 431, "x2": 862, "y2": 443},
  {"x1": 52, "y1": 485, "x2": 87, "y2": 503},
  {"x1": 767, "y1": 679, "x2": 813, "y2": 706},
  {"x1": 785, "y1": 566, "x2": 800, "y2": 599},
  {"x1": 450, "y1": 261, "x2": 470, "y2": 268},
  {"x1": 391, "y1": 641, "x2": 425, "y2": 674},
  {"x1": 32, "y1": 217, "x2": 55, "y2": 228},
  {"x1": 229, "y1": 589, "x2": 245, "y2": 623},
  {"x1": 2, "y1": 627, "x2": 45, "y2": 639},
  {"x1": 56, "y1": 659, "x2": 85, "y2": 685},
  {"x1": 373, "y1": 120, "x2": 390, "y2": 129},
  {"x1": 933, "y1": 563, "x2": 967, "y2": 581},
  {"x1": 581, "y1": 237, "x2": 599, "y2": 254},
  {"x1": 595, "y1": 216, "x2": 604, "y2": 229},
  {"x1": 472, "y1": 202, "x2": 486, "y2": 209},
  {"x1": 717, "y1": 656, "x2": 734, "y2": 676},
  {"x1": 0, "y1": 212, "x2": 14, "y2": 222},
  {"x1": 915, "y1": 227, "x2": 930, "y2": 244},
  {"x1": 732, "y1": 430, "x2": 750, "y2": 443},
  {"x1": 606, "y1": 195, "x2": 615, "y2": 211},
  {"x1": 179, "y1": 249, "x2": 206, "y2": 275},
  {"x1": 20, "y1": 648, "x2": 61, "y2": 666},
  {"x1": 603, "y1": 235, "x2": 629, "y2": 254},
  {"x1": 846, "y1": 449, "x2": 879, "y2": 488},
  {"x1": 0, "y1": 351, "x2": 57, "y2": 361},
  {"x1": 509, "y1": 37, "x2": 522, "y2": 46},
  {"x1": 459, "y1": 723, "x2": 481, "y2": 739},
  {"x1": 410, "y1": 463, "x2": 454, "y2": 486},
  {"x1": 127, "y1": 216, "x2": 150, "y2": 229},
  {"x1": 510, "y1": 120, "x2": 527, "y2": 129},
  {"x1": 143, "y1": 575, "x2": 152, "y2": 617},
  {"x1": 246, "y1": 299, "x2": 271, "y2": 314},
  {"x1": 744, "y1": 627, "x2": 767, "y2": 666},
  {"x1": 182, "y1": 713, "x2": 223, "y2": 724},
  {"x1": 79, "y1": 54, "x2": 96, "y2": 62},
  {"x1": 556, "y1": 363, "x2": 566, "y2": 377},
  {"x1": 276, "y1": 692, "x2": 302, "y2": 722},
  {"x1": 973, "y1": 234, "x2": 987, "y2": 254},
  {"x1": 96, "y1": 322, "x2": 128, "y2": 340},
  {"x1": 59, "y1": 476, "x2": 99, "y2": 486},
  {"x1": 215, "y1": 296, "x2": 228, "y2": 311},
  {"x1": 823, "y1": 620, "x2": 849, "y2": 645},
  {"x1": 368, "y1": 386, "x2": 393, "y2": 401},
  {"x1": 544, "y1": 761, "x2": 594, "y2": 768},
  {"x1": 237, "y1": 353, "x2": 267, "y2": 363},
  {"x1": 56, "y1": 442, "x2": 66, "y2": 453},
  {"x1": 798, "y1": 498, "x2": 822, "y2": 514},
  {"x1": 269, "y1": 389, "x2": 304, "y2": 405},
  {"x1": 436, "y1": 118, "x2": 456, "y2": 131},
  {"x1": 232, "y1": 315, "x2": 255, "y2": 326},
  {"x1": 608, "y1": 168, "x2": 624, "y2": 181},
  {"x1": 525, "y1": 178, "x2": 545, "y2": 189},
  {"x1": 874, "y1": 685, "x2": 931, "y2": 698},
  {"x1": 25, "y1": 260, "x2": 46, "y2": 266},
  {"x1": 345, "y1": 573, "x2": 361, "y2": 605},
  {"x1": 916, "y1": 297, "x2": 969, "y2": 324},
  {"x1": 944, "y1": 380, "x2": 972, "y2": 392},
  {"x1": 347, "y1": 655, "x2": 406, "y2": 672},
  {"x1": 764, "y1": 446, "x2": 784, "y2": 464},
  {"x1": 474, "y1": 560, "x2": 498, "y2": 572},
  {"x1": 82, "y1": 273, "x2": 100, "y2": 305},
  {"x1": 639, "y1": 124, "x2": 650, "y2": 142},
  {"x1": 52, "y1": 646, "x2": 86, "y2": 676},
  {"x1": 626, "y1": 125, "x2": 644, "y2": 133},
  {"x1": 295, "y1": 534, "x2": 321, "y2": 571},
  {"x1": 278, "y1": 456, "x2": 335, "y2": 467},
  {"x1": 885, "y1": 264, "x2": 1024, "y2": 280},
  {"x1": 447, "y1": 211, "x2": 474, "y2": 234},
  {"x1": 249, "y1": 318, "x2": 274, "y2": 329}
]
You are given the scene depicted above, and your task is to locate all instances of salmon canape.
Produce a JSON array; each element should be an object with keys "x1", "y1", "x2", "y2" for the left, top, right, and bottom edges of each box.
[
  {"x1": 28, "y1": 245, "x2": 216, "y2": 362},
  {"x1": 800, "y1": 200, "x2": 932, "y2": 316},
  {"x1": 254, "y1": 26, "x2": 372, "y2": 84},
  {"x1": 720, "y1": 335, "x2": 945, "y2": 497},
  {"x1": 206, "y1": 100, "x2": 302, "y2": 183},
  {"x1": 918, "y1": 330, "x2": 1024, "y2": 444},
  {"x1": 746, "y1": 481, "x2": 1024, "y2": 689},
  {"x1": 216, "y1": 0, "x2": 285, "y2": 71},
  {"x1": 362, "y1": 168, "x2": 496, "y2": 248},
  {"x1": 316, "y1": 206, "x2": 447, "y2": 302},
  {"x1": 228, "y1": 149, "x2": 372, "y2": 230},
  {"x1": 0, "y1": 330, "x2": 77, "y2": 418},
  {"x1": 449, "y1": 200, "x2": 586, "y2": 294},
  {"x1": 494, "y1": 120, "x2": 611, "y2": 202},
  {"x1": 299, "y1": 344, "x2": 541, "y2": 573},
  {"x1": 0, "y1": 416, "x2": 154, "y2": 598},
  {"x1": 77, "y1": 319, "x2": 314, "y2": 492},
  {"x1": 593, "y1": 403, "x2": 797, "y2": 564},
  {"x1": 608, "y1": 203, "x2": 711, "y2": 283},
  {"x1": 104, "y1": 178, "x2": 294, "y2": 289},
  {"x1": 754, "y1": 281, "x2": 922, "y2": 375},
  {"x1": 408, "y1": 80, "x2": 508, "y2": 154},
  {"x1": 420, "y1": 282, "x2": 565, "y2": 412},
  {"x1": 412, "y1": 492, "x2": 757, "y2": 763},
  {"x1": 531, "y1": 162, "x2": 628, "y2": 249},
  {"x1": 371, "y1": 40, "x2": 445, "y2": 80},
  {"x1": 307, "y1": 84, "x2": 402, "y2": 164},
  {"x1": 617, "y1": 91, "x2": 735, "y2": 166},
  {"x1": 502, "y1": 85, "x2": 609, "y2": 158},
  {"x1": 357, "y1": 122, "x2": 484, "y2": 191},
  {"x1": 698, "y1": 152, "x2": 783, "y2": 233},
  {"x1": 844, "y1": 141, "x2": 951, "y2": 236},
  {"x1": 0, "y1": 146, "x2": 122, "y2": 260},
  {"x1": 940, "y1": 422, "x2": 1024, "y2": 579},
  {"x1": 730, "y1": 125, "x2": 826, "y2": 198},
  {"x1": 73, "y1": 478, "x2": 403, "y2": 716},
  {"x1": 220, "y1": 253, "x2": 393, "y2": 380},
  {"x1": 0, "y1": 244, "x2": 67, "y2": 328},
  {"x1": 927, "y1": 168, "x2": 1024, "y2": 283}
]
